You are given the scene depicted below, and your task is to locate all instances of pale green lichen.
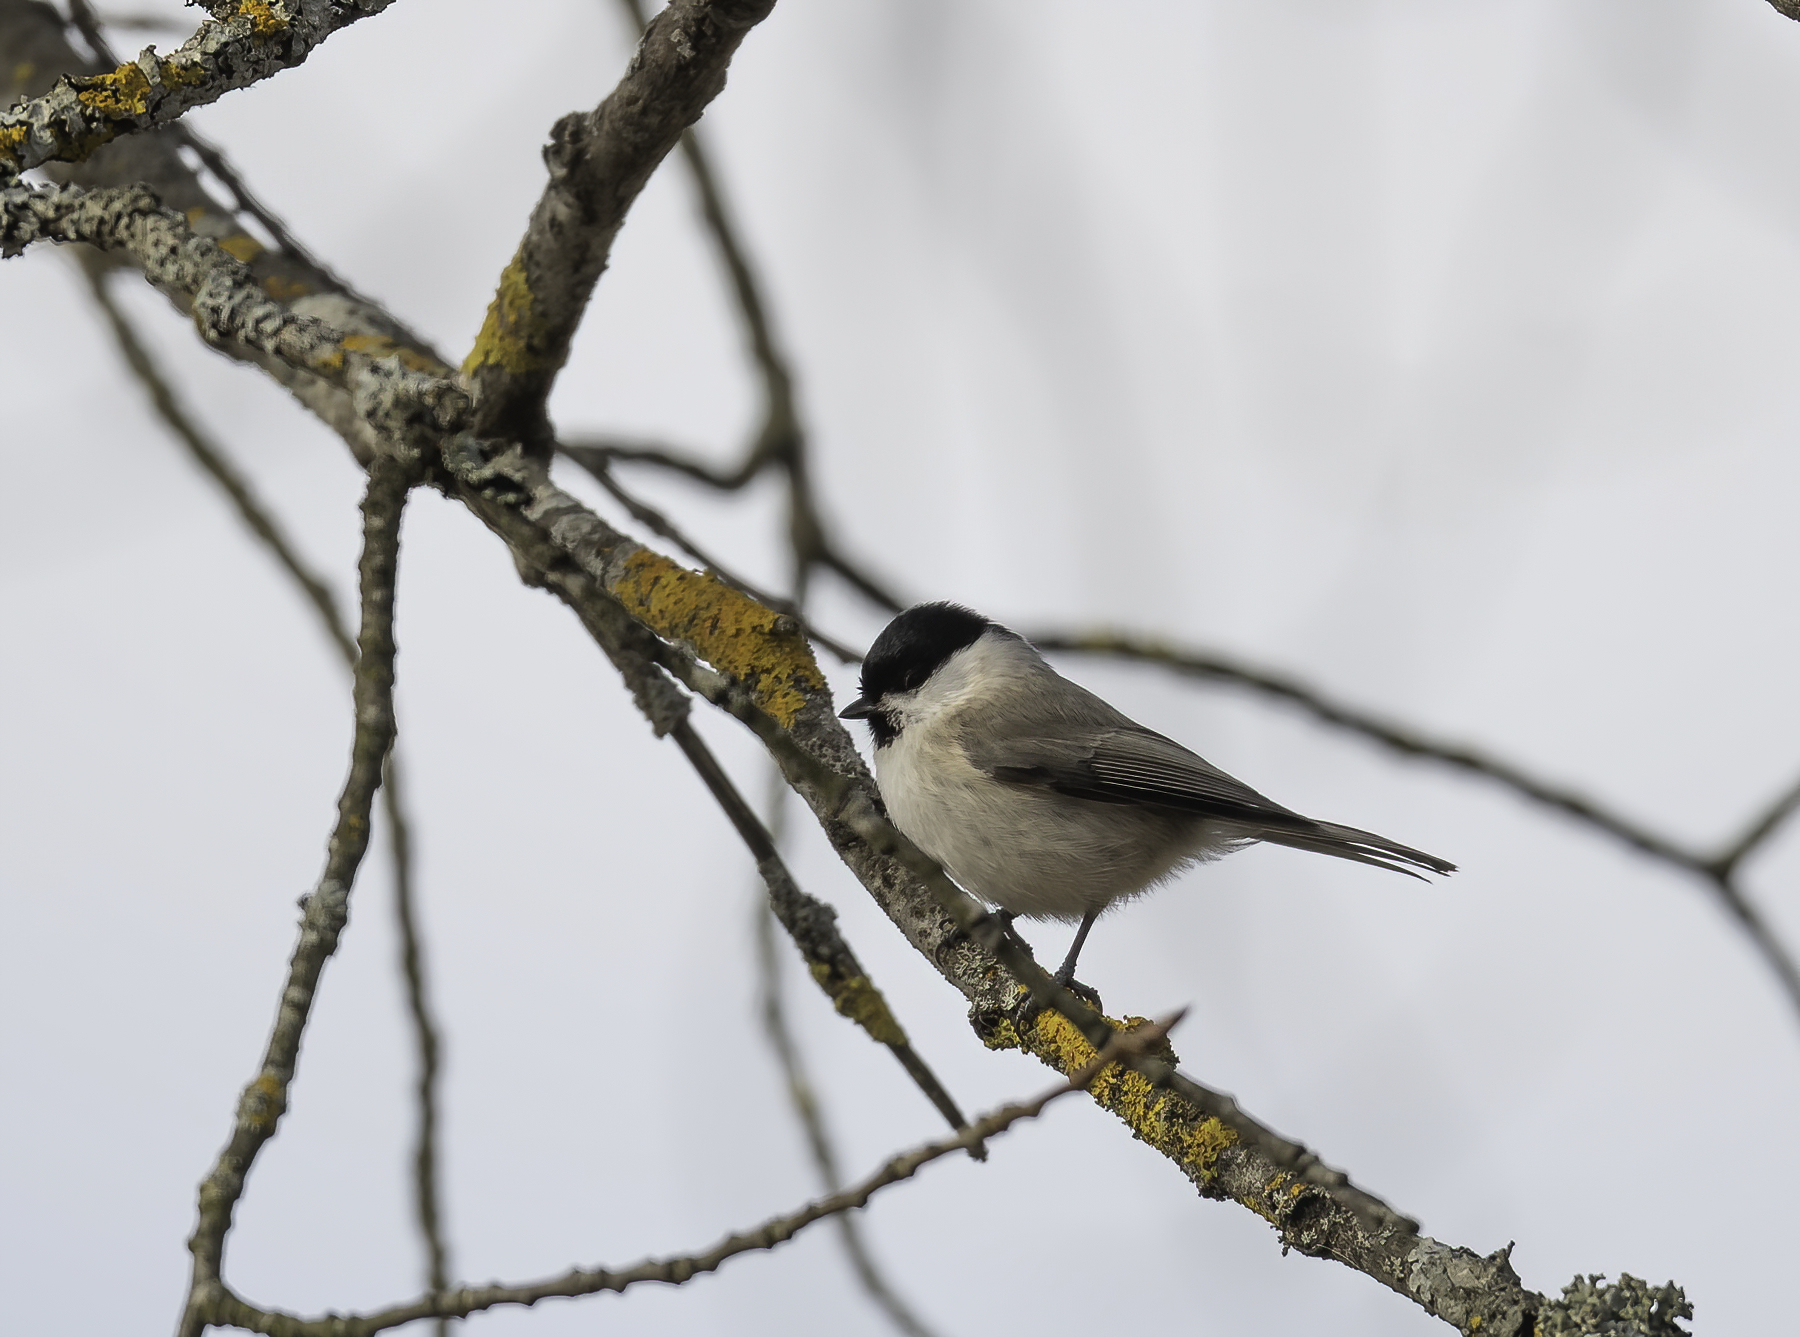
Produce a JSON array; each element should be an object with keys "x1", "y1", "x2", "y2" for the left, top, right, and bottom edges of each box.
[
  {"x1": 1536, "y1": 1275, "x2": 1692, "y2": 1337},
  {"x1": 611, "y1": 549, "x2": 824, "y2": 726}
]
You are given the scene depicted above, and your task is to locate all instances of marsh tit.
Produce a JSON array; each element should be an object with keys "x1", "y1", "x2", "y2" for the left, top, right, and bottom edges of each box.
[{"x1": 840, "y1": 603, "x2": 1455, "y2": 989}]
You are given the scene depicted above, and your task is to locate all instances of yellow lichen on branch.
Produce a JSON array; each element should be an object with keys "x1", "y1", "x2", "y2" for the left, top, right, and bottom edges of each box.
[
  {"x1": 74, "y1": 62, "x2": 155, "y2": 118},
  {"x1": 612, "y1": 548, "x2": 824, "y2": 726},
  {"x1": 988, "y1": 1006, "x2": 1239, "y2": 1184},
  {"x1": 812, "y1": 967, "x2": 909, "y2": 1047},
  {"x1": 462, "y1": 250, "x2": 549, "y2": 378},
  {"x1": 236, "y1": 0, "x2": 290, "y2": 38}
]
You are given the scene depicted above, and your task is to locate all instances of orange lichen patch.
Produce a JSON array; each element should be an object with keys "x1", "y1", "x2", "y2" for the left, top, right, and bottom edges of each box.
[
  {"x1": 262, "y1": 274, "x2": 311, "y2": 302},
  {"x1": 340, "y1": 332, "x2": 450, "y2": 375},
  {"x1": 217, "y1": 234, "x2": 265, "y2": 264},
  {"x1": 611, "y1": 548, "x2": 824, "y2": 727}
]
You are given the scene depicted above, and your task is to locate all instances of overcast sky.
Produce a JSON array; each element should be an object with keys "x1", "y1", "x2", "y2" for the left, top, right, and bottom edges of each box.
[{"x1": 4, "y1": 2, "x2": 1799, "y2": 1334}]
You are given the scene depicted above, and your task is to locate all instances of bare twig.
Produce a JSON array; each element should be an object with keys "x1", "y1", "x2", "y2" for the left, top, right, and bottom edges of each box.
[
  {"x1": 1031, "y1": 632, "x2": 1702, "y2": 868},
  {"x1": 1713, "y1": 767, "x2": 1800, "y2": 876},
  {"x1": 671, "y1": 719, "x2": 974, "y2": 1145},
  {"x1": 80, "y1": 259, "x2": 453, "y2": 1318},
  {"x1": 179, "y1": 452, "x2": 416, "y2": 1337},
  {"x1": 754, "y1": 781, "x2": 947, "y2": 1337},
  {"x1": 200, "y1": 1020, "x2": 1176, "y2": 1337},
  {"x1": 78, "y1": 256, "x2": 358, "y2": 665},
  {"x1": 384, "y1": 753, "x2": 450, "y2": 1336}
]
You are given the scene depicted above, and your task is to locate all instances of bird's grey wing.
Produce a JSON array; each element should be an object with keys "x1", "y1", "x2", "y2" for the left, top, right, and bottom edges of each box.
[
  {"x1": 965, "y1": 724, "x2": 1302, "y2": 823},
  {"x1": 966, "y1": 724, "x2": 1455, "y2": 877}
]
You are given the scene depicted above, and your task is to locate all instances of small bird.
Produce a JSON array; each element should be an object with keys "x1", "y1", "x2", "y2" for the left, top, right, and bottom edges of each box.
[{"x1": 839, "y1": 603, "x2": 1454, "y2": 990}]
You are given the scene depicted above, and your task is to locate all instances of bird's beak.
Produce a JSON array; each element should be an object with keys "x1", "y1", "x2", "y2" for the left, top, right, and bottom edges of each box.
[{"x1": 839, "y1": 697, "x2": 876, "y2": 720}]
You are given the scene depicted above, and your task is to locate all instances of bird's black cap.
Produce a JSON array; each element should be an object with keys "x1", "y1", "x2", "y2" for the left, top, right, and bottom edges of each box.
[{"x1": 839, "y1": 602, "x2": 994, "y2": 734}]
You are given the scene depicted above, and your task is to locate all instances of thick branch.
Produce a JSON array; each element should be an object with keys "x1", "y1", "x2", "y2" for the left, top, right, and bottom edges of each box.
[
  {"x1": 179, "y1": 452, "x2": 415, "y2": 1337},
  {"x1": 1, "y1": 0, "x2": 395, "y2": 175},
  {"x1": 462, "y1": 0, "x2": 777, "y2": 445},
  {"x1": 0, "y1": 178, "x2": 467, "y2": 449}
]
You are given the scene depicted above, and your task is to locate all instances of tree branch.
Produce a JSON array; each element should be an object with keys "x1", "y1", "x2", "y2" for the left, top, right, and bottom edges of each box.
[
  {"x1": 2, "y1": 0, "x2": 395, "y2": 175},
  {"x1": 179, "y1": 451, "x2": 416, "y2": 1337},
  {"x1": 197, "y1": 1019, "x2": 1178, "y2": 1337},
  {"x1": 79, "y1": 255, "x2": 454, "y2": 1322},
  {"x1": 463, "y1": 0, "x2": 778, "y2": 446},
  {"x1": 751, "y1": 783, "x2": 946, "y2": 1337}
]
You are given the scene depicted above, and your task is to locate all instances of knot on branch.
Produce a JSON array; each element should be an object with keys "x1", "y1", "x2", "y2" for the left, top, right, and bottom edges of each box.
[
  {"x1": 351, "y1": 359, "x2": 469, "y2": 457},
  {"x1": 1539, "y1": 1274, "x2": 1693, "y2": 1337},
  {"x1": 442, "y1": 434, "x2": 531, "y2": 504}
]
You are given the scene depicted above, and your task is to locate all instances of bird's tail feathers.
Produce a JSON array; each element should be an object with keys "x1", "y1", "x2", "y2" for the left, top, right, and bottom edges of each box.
[{"x1": 1256, "y1": 820, "x2": 1456, "y2": 880}]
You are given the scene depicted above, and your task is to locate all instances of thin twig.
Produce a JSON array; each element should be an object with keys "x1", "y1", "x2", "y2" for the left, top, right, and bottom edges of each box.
[
  {"x1": 63, "y1": 0, "x2": 115, "y2": 64},
  {"x1": 4, "y1": 0, "x2": 397, "y2": 174},
  {"x1": 79, "y1": 257, "x2": 357, "y2": 665},
  {"x1": 754, "y1": 777, "x2": 947, "y2": 1337},
  {"x1": 384, "y1": 754, "x2": 450, "y2": 1335},
  {"x1": 1031, "y1": 632, "x2": 1703, "y2": 869},
  {"x1": 81, "y1": 258, "x2": 453, "y2": 1313},
  {"x1": 169, "y1": 124, "x2": 343, "y2": 285},
  {"x1": 672, "y1": 720, "x2": 975, "y2": 1145},
  {"x1": 179, "y1": 453, "x2": 415, "y2": 1337},
  {"x1": 1714, "y1": 767, "x2": 1800, "y2": 876},
  {"x1": 202, "y1": 1019, "x2": 1178, "y2": 1337}
]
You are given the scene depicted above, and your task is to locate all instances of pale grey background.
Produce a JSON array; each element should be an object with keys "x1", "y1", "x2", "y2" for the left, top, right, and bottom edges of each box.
[{"x1": 3, "y1": 1, "x2": 1798, "y2": 1333}]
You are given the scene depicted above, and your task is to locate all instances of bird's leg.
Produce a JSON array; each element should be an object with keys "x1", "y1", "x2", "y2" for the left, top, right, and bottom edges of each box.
[
  {"x1": 1048, "y1": 910, "x2": 1104, "y2": 1011},
  {"x1": 1054, "y1": 910, "x2": 1098, "y2": 985}
]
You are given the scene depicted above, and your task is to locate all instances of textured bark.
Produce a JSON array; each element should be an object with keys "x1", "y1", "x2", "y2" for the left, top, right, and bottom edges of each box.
[
  {"x1": 0, "y1": 0, "x2": 394, "y2": 175},
  {"x1": 461, "y1": 0, "x2": 777, "y2": 447}
]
